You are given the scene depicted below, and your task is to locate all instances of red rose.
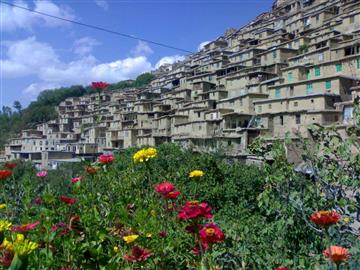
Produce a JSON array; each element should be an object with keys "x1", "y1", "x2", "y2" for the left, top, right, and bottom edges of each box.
[
  {"x1": 91, "y1": 81, "x2": 110, "y2": 91},
  {"x1": 0, "y1": 170, "x2": 12, "y2": 180},
  {"x1": 177, "y1": 201, "x2": 212, "y2": 220}
]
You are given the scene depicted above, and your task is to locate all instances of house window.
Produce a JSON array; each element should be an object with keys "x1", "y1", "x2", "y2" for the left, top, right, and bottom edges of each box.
[
  {"x1": 199, "y1": 126, "x2": 202, "y2": 130},
  {"x1": 294, "y1": 102, "x2": 298, "y2": 107},
  {"x1": 306, "y1": 83, "x2": 313, "y2": 94},
  {"x1": 197, "y1": 112, "x2": 201, "y2": 118},
  {"x1": 357, "y1": 59, "x2": 360, "y2": 69},
  {"x1": 335, "y1": 63, "x2": 342, "y2": 72},
  {"x1": 350, "y1": 15, "x2": 355, "y2": 24},
  {"x1": 314, "y1": 67, "x2": 321, "y2": 77},
  {"x1": 296, "y1": 114, "x2": 301, "y2": 124},
  {"x1": 288, "y1": 72, "x2": 293, "y2": 82},
  {"x1": 289, "y1": 86, "x2": 294, "y2": 96},
  {"x1": 268, "y1": 104, "x2": 272, "y2": 109},
  {"x1": 275, "y1": 88, "x2": 281, "y2": 98},
  {"x1": 306, "y1": 70, "x2": 311, "y2": 80},
  {"x1": 325, "y1": 80, "x2": 332, "y2": 90},
  {"x1": 316, "y1": 15, "x2": 320, "y2": 22},
  {"x1": 280, "y1": 115, "x2": 284, "y2": 125},
  {"x1": 272, "y1": 51, "x2": 277, "y2": 59},
  {"x1": 318, "y1": 52, "x2": 324, "y2": 62},
  {"x1": 228, "y1": 140, "x2": 232, "y2": 146},
  {"x1": 208, "y1": 76, "x2": 212, "y2": 81},
  {"x1": 257, "y1": 106, "x2": 262, "y2": 113}
]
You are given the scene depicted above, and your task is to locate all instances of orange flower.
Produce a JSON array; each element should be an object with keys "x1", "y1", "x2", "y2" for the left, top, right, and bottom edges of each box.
[
  {"x1": 323, "y1": 246, "x2": 350, "y2": 265},
  {"x1": 310, "y1": 210, "x2": 340, "y2": 227}
]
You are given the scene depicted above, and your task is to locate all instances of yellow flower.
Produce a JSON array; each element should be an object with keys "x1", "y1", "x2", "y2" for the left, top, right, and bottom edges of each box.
[
  {"x1": 133, "y1": 147, "x2": 157, "y2": 163},
  {"x1": 189, "y1": 170, "x2": 204, "y2": 178},
  {"x1": 150, "y1": 210, "x2": 156, "y2": 217},
  {"x1": 343, "y1": 217, "x2": 350, "y2": 224},
  {"x1": 1, "y1": 238, "x2": 13, "y2": 251},
  {"x1": 0, "y1": 204, "x2": 6, "y2": 209},
  {"x1": 146, "y1": 233, "x2": 152, "y2": 238},
  {"x1": 13, "y1": 238, "x2": 38, "y2": 257},
  {"x1": 113, "y1": 246, "x2": 119, "y2": 253},
  {"x1": 123, "y1": 234, "x2": 139, "y2": 244},
  {"x1": 0, "y1": 220, "x2": 12, "y2": 232}
]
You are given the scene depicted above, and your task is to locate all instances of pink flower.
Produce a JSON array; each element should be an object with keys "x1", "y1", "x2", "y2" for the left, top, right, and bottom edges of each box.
[
  {"x1": 50, "y1": 222, "x2": 67, "y2": 232},
  {"x1": 199, "y1": 223, "x2": 225, "y2": 244},
  {"x1": 177, "y1": 201, "x2": 212, "y2": 220},
  {"x1": 98, "y1": 153, "x2": 115, "y2": 164},
  {"x1": 275, "y1": 268, "x2": 289, "y2": 270},
  {"x1": 154, "y1": 182, "x2": 175, "y2": 195},
  {"x1": 59, "y1": 196, "x2": 76, "y2": 205},
  {"x1": 12, "y1": 221, "x2": 40, "y2": 232},
  {"x1": 71, "y1": 176, "x2": 82, "y2": 183},
  {"x1": 36, "y1": 171, "x2": 48, "y2": 178},
  {"x1": 124, "y1": 245, "x2": 153, "y2": 262}
]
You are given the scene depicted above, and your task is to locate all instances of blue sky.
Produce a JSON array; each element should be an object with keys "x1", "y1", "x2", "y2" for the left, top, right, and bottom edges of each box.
[{"x1": 0, "y1": 0, "x2": 273, "y2": 108}]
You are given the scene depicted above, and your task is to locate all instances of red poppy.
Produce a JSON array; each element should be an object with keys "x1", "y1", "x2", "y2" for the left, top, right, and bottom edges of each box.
[
  {"x1": 4, "y1": 162, "x2": 17, "y2": 169},
  {"x1": 85, "y1": 166, "x2": 97, "y2": 175},
  {"x1": 12, "y1": 221, "x2": 40, "y2": 232},
  {"x1": 323, "y1": 246, "x2": 350, "y2": 264},
  {"x1": 59, "y1": 196, "x2": 76, "y2": 205},
  {"x1": 98, "y1": 153, "x2": 115, "y2": 164},
  {"x1": 310, "y1": 210, "x2": 340, "y2": 227},
  {"x1": 0, "y1": 250, "x2": 14, "y2": 267},
  {"x1": 123, "y1": 245, "x2": 153, "y2": 262},
  {"x1": 177, "y1": 201, "x2": 212, "y2": 220},
  {"x1": 199, "y1": 223, "x2": 225, "y2": 244},
  {"x1": 91, "y1": 81, "x2": 110, "y2": 90},
  {"x1": 0, "y1": 170, "x2": 12, "y2": 180},
  {"x1": 154, "y1": 182, "x2": 176, "y2": 195}
]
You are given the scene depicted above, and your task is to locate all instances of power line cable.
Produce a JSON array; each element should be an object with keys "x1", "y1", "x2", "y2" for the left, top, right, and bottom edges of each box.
[{"x1": 0, "y1": 0, "x2": 194, "y2": 54}]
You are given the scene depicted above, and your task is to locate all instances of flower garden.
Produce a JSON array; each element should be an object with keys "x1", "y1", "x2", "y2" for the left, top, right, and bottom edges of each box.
[{"x1": 0, "y1": 105, "x2": 360, "y2": 269}]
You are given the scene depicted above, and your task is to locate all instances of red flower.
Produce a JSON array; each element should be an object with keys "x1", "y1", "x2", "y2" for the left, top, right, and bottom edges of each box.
[
  {"x1": 124, "y1": 245, "x2": 153, "y2": 262},
  {"x1": 199, "y1": 223, "x2": 225, "y2": 244},
  {"x1": 310, "y1": 210, "x2": 340, "y2": 227},
  {"x1": 154, "y1": 182, "x2": 175, "y2": 195},
  {"x1": 50, "y1": 222, "x2": 67, "y2": 232},
  {"x1": 91, "y1": 81, "x2": 110, "y2": 91},
  {"x1": 0, "y1": 250, "x2": 14, "y2": 267},
  {"x1": 59, "y1": 196, "x2": 76, "y2": 205},
  {"x1": 4, "y1": 162, "x2": 17, "y2": 169},
  {"x1": 85, "y1": 166, "x2": 97, "y2": 175},
  {"x1": 164, "y1": 191, "x2": 181, "y2": 200},
  {"x1": 0, "y1": 170, "x2": 12, "y2": 180},
  {"x1": 159, "y1": 231, "x2": 167, "y2": 238},
  {"x1": 185, "y1": 224, "x2": 203, "y2": 234},
  {"x1": 177, "y1": 201, "x2": 212, "y2": 220},
  {"x1": 275, "y1": 268, "x2": 289, "y2": 270},
  {"x1": 323, "y1": 246, "x2": 350, "y2": 264},
  {"x1": 12, "y1": 221, "x2": 40, "y2": 232},
  {"x1": 71, "y1": 176, "x2": 82, "y2": 183},
  {"x1": 98, "y1": 153, "x2": 115, "y2": 164},
  {"x1": 192, "y1": 241, "x2": 208, "y2": 256}
]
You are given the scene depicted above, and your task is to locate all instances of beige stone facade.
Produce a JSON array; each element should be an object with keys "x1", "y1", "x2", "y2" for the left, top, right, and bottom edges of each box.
[{"x1": 5, "y1": 0, "x2": 360, "y2": 166}]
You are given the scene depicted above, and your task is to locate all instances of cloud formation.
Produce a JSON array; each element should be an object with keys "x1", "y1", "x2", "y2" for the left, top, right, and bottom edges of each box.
[
  {"x1": 0, "y1": 0, "x2": 75, "y2": 32},
  {"x1": 155, "y1": 55, "x2": 185, "y2": 69},
  {"x1": 131, "y1": 41, "x2": 154, "y2": 56},
  {"x1": 73, "y1": 37, "x2": 101, "y2": 56},
  {"x1": 95, "y1": 0, "x2": 109, "y2": 11}
]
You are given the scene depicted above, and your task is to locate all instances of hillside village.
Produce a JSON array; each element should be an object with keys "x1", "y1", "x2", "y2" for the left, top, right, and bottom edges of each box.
[{"x1": 3, "y1": 0, "x2": 360, "y2": 168}]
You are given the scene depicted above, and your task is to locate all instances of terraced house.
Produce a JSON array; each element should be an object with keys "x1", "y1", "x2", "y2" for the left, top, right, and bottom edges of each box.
[{"x1": 5, "y1": 0, "x2": 360, "y2": 167}]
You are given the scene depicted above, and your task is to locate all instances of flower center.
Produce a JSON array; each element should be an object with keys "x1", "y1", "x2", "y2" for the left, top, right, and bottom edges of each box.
[{"x1": 206, "y1": 228, "x2": 215, "y2": 236}]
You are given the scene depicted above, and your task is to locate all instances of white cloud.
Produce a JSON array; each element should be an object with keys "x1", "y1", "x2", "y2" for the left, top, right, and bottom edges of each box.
[
  {"x1": 95, "y1": 0, "x2": 109, "y2": 11},
  {"x1": 155, "y1": 55, "x2": 185, "y2": 69},
  {"x1": 0, "y1": 0, "x2": 75, "y2": 32},
  {"x1": 198, "y1": 41, "x2": 211, "y2": 51},
  {"x1": 73, "y1": 37, "x2": 100, "y2": 56},
  {"x1": 0, "y1": 37, "x2": 153, "y2": 99},
  {"x1": 131, "y1": 41, "x2": 153, "y2": 56},
  {"x1": 23, "y1": 82, "x2": 61, "y2": 101}
]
